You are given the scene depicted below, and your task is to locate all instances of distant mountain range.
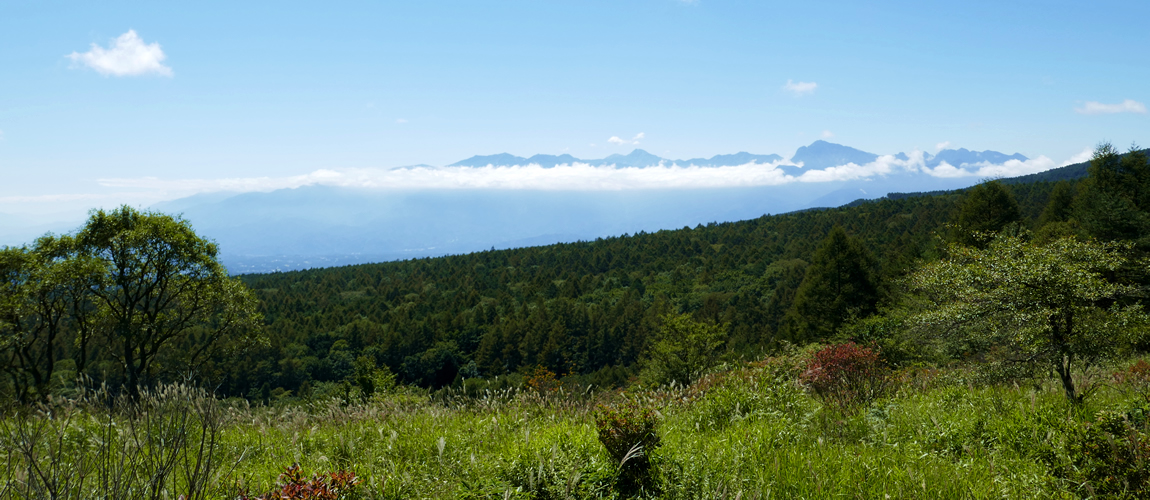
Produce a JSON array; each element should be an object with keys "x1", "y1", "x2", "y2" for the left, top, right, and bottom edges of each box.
[
  {"x1": 447, "y1": 140, "x2": 1027, "y2": 171},
  {"x1": 136, "y1": 140, "x2": 1055, "y2": 273},
  {"x1": 449, "y1": 150, "x2": 783, "y2": 169},
  {"x1": 0, "y1": 140, "x2": 1053, "y2": 273}
]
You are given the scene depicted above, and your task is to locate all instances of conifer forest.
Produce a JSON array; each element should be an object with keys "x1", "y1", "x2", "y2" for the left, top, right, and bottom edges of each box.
[{"x1": 3, "y1": 145, "x2": 1150, "y2": 499}]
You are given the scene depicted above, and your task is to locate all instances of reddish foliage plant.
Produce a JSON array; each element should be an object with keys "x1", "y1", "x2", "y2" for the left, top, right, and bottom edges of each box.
[
  {"x1": 1114, "y1": 359, "x2": 1150, "y2": 385},
  {"x1": 240, "y1": 464, "x2": 360, "y2": 500},
  {"x1": 1114, "y1": 359, "x2": 1150, "y2": 405},
  {"x1": 526, "y1": 365, "x2": 562, "y2": 395},
  {"x1": 800, "y1": 342, "x2": 890, "y2": 414}
]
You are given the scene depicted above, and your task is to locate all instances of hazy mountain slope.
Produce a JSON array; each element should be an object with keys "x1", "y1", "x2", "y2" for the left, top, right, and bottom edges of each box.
[
  {"x1": 449, "y1": 149, "x2": 785, "y2": 168},
  {"x1": 677, "y1": 152, "x2": 783, "y2": 166},
  {"x1": 790, "y1": 140, "x2": 878, "y2": 170},
  {"x1": 927, "y1": 148, "x2": 1027, "y2": 168}
]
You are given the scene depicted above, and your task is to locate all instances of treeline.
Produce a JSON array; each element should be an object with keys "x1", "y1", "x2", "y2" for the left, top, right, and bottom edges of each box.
[
  {"x1": 217, "y1": 163, "x2": 1094, "y2": 399},
  {"x1": 4, "y1": 144, "x2": 1146, "y2": 403}
]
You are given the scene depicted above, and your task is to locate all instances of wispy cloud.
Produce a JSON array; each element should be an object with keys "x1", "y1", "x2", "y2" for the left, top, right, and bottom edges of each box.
[
  {"x1": 1075, "y1": 99, "x2": 1146, "y2": 115},
  {"x1": 935, "y1": 141, "x2": 951, "y2": 151},
  {"x1": 0, "y1": 192, "x2": 149, "y2": 204},
  {"x1": 821, "y1": 130, "x2": 834, "y2": 139},
  {"x1": 67, "y1": 30, "x2": 172, "y2": 77},
  {"x1": 608, "y1": 132, "x2": 644, "y2": 145},
  {"x1": 783, "y1": 79, "x2": 817, "y2": 96},
  {"x1": 395, "y1": 118, "x2": 408, "y2": 124}
]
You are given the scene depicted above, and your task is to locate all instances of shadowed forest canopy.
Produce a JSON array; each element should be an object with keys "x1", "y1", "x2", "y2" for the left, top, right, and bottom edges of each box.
[
  {"x1": 4, "y1": 145, "x2": 1148, "y2": 402},
  {"x1": 221, "y1": 177, "x2": 1069, "y2": 398}
]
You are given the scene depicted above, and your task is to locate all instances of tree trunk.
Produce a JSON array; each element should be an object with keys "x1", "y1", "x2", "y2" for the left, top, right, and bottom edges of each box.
[
  {"x1": 1056, "y1": 354, "x2": 1078, "y2": 403},
  {"x1": 1052, "y1": 307, "x2": 1079, "y2": 403}
]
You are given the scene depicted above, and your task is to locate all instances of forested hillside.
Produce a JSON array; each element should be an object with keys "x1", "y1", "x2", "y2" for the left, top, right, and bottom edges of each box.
[
  {"x1": 6, "y1": 144, "x2": 1150, "y2": 499},
  {"x1": 222, "y1": 179, "x2": 1063, "y2": 398}
]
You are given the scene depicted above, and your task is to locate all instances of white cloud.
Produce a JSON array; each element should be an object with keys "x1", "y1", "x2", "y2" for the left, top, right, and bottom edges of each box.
[
  {"x1": 796, "y1": 153, "x2": 910, "y2": 183},
  {"x1": 396, "y1": 118, "x2": 408, "y2": 124},
  {"x1": 1075, "y1": 99, "x2": 1147, "y2": 115},
  {"x1": 935, "y1": 141, "x2": 951, "y2": 151},
  {"x1": 783, "y1": 80, "x2": 817, "y2": 96},
  {"x1": 923, "y1": 156, "x2": 1056, "y2": 178},
  {"x1": 87, "y1": 149, "x2": 1064, "y2": 197},
  {"x1": 1061, "y1": 148, "x2": 1093, "y2": 166},
  {"x1": 67, "y1": 30, "x2": 172, "y2": 77},
  {"x1": 607, "y1": 132, "x2": 644, "y2": 145},
  {"x1": 99, "y1": 162, "x2": 798, "y2": 193},
  {"x1": 821, "y1": 130, "x2": 834, "y2": 139}
]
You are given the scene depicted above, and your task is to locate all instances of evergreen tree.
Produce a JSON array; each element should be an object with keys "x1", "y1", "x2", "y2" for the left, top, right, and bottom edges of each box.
[
  {"x1": 781, "y1": 226, "x2": 879, "y2": 343},
  {"x1": 1075, "y1": 143, "x2": 1150, "y2": 246},
  {"x1": 951, "y1": 181, "x2": 1021, "y2": 247},
  {"x1": 1038, "y1": 180, "x2": 1075, "y2": 226}
]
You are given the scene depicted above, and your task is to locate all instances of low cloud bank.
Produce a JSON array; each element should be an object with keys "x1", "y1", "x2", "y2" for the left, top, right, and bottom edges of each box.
[{"x1": 97, "y1": 152, "x2": 1060, "y2": 195}]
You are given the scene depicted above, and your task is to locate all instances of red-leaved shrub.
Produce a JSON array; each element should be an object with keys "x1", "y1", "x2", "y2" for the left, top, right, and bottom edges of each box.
[
  {"x1": 800, "y1": 342, "x2": 890, "y2": 413},
  {"x1": 240, "y1": 464, "x2": 360, "y2": 500},
  {"x1": 1114, "y1": 359, "x2": 1150, "y2": 403},
  {"x1": 526, "y1": 365, "x2": 562, "y2": 395}
]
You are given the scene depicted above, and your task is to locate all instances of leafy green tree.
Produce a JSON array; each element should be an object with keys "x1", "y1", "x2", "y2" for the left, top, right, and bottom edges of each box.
[
  {"x1": 641, "y1": 313, "x2": 727, "y2": 386},
  {"x1": 76, "y1": 206, "x2": 263, "y2": 398},
  {"x1": 352, "y1": 355, "x2": 395, "y2": 402},
  {"x1": 0, "y1": 237, "x2": 103, "y2": 402},
  {"x1": 907, "y1": 234, "x2": 1146, "y2": 402},
  {"x1": 0, "y1": 246, "x2": 62, "y2": 402},
  {"x1": 950, "y1": 181, "x2": 1021, "y2": 247},
  {"x1": 781, "y1": 226, "x2": 879, "y2": 342},
  {"x1": 1076, "y1": 143, "x2": 1150, "y2": 245}
]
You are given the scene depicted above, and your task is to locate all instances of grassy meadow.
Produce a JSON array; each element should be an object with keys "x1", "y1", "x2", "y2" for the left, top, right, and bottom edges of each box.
[{"x1": 4, "y1": 353, "x2": 1150, "y2": 499}]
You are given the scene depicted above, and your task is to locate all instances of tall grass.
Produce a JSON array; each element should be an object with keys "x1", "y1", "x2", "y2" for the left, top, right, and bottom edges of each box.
[{"x1": 2, "y1": 361, "x2": 1147, "y2": 498}]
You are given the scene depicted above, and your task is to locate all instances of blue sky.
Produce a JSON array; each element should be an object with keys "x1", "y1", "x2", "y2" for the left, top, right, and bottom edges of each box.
[{"x1": 1, "y1": 0, "x2": 1148, "y2": 221}]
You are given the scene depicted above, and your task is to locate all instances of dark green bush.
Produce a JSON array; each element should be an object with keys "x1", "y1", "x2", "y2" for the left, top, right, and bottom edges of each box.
[
  {"x1": 1041, "y1": 409, "x2": 1150, "y2": 499},
  {"x1": 594, "y1": 400, "x2": 661, "y2": 494}
]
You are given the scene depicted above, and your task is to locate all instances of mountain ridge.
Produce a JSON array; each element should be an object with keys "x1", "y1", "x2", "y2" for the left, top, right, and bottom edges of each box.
[{"x1": 447, "y1": 140, "x2": 1026, "y2": 171}]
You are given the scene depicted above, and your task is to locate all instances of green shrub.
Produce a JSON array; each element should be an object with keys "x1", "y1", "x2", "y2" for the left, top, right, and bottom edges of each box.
[
  {"x1": 687, "y1": 371, "x2": 811, "y2": 432},
  {"x1": 1041, "y1": 409, "x2": 1150, "y2": 498},
  {"x1": 594, "y1": 400, "x2": 662, "y2": 494}
]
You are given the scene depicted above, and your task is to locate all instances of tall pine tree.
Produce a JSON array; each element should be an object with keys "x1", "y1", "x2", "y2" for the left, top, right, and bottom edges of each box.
[
  {"x1": 1075, "y1": 143, "x2": 1150, "y2": 246},
  {"x1": 780, "y1": 226, "x2": 879, "y2": 343},
  {"x1": 950, "y1": 180, "x2": 1021, "y2": 248}
]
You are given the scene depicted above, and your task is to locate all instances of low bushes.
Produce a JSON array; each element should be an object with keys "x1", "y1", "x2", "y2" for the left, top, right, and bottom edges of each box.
[
  {"x1": 687, "y1": 370, "x2": 812, "y2": 432},
  {"x1": 594, "y1": 400, "x2": 662, "y2": 495},
  {"x1": 1041, "y1": 408, "x2": 1150, "y2": 498},
  {"x1": 240, "y1": 464, "x2": 360, "y2": 500}
]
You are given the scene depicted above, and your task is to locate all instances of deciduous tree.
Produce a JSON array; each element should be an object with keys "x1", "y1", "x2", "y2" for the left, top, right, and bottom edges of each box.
[
  {"x1": 77, "y1": 206, "x2": 263, "y2": 398},
  {"x1": 908, "y1": 233, "x2": 1146, "y2": 402}
]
